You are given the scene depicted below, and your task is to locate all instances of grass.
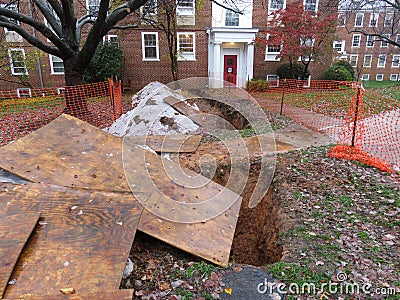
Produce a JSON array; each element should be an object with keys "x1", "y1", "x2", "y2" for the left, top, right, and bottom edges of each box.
[{"x1": 362, "y1": 80, "x2": 400, "y2": 90}]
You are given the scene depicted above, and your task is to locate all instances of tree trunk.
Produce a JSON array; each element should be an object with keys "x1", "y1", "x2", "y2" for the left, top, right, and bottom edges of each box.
[{"x1": 63, "y1": 56, "x2": 91, "y2": 121}]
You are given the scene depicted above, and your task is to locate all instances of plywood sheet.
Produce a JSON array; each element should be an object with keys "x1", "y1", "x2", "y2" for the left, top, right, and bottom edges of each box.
[
  {"x1": 0, "y1": 114, "x2": 128, "y2": 192},
  {"x1": 0, "y1": 212, "x2": 41, "y2": 298},
  {"x1": 126, "y1": 134, "x2": 202, "y2": 153},
  {"x1": 123, "y1": 139, "x2": 242, "y2": 266},
  {"x1": 0, "y1": 183, "x2": 143, "y2": 298},
  {"x1": 3, "y1": 289, "x2": 134, "y2": 300}
]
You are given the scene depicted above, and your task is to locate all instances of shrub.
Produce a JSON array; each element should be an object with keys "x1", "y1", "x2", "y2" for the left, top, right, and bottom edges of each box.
[
  {"x1": 324, "y1": 65, "x2": 353, "y2": 81},
  {"x1": 331, "y1": 60, "x2": 355, "y2": 80},
  {"x1": 246, "y1": 79, "x2": 269, "y2": 92},
  {"x1": 277, "y1": 62, "x2": 310, "y2": 80},
  {"x1": 84, "y1": 42, "x2": 124, "y2": 83}
]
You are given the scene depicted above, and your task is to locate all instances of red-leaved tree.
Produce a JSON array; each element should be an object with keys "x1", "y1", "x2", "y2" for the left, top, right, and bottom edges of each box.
[{"x1": 260, "y1": 0, "x2": 337, "y2": 79}]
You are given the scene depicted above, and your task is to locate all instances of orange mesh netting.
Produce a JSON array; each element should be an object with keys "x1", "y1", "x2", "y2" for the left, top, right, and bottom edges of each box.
[
  {"x1": 0, "y1": 79, "x2": 123, "y2": 146},
  {"x1": 251, "y1": 79, "x2": 399, "y2": 174}
]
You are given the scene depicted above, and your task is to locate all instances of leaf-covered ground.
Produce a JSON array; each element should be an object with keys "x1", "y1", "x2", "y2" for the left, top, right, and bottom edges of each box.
[{"x1": 121, "y1": 145, "x2": 399, "y2": 300}]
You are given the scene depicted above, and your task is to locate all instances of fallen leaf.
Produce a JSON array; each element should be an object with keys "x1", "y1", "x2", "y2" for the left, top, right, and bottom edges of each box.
[
  {"x1": 59, "y1": 287, "x2": 75, "y2": 295},
  {"x1": 225, "y1": 287, "x2": 232, "y2": 295}
]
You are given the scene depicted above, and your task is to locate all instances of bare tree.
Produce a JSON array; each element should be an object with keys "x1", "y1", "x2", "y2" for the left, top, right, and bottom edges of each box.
[{"x1": 339, "y1": 0, "x2": 400, "y2": 48}]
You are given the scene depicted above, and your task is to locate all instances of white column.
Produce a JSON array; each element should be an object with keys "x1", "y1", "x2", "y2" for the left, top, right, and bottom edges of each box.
[
  {"x1": 211, "y1": 42, "x2": 222, "y2": 88},
  {"x1": 246, "y1": 42, "x2": 255, "y2": 83}
]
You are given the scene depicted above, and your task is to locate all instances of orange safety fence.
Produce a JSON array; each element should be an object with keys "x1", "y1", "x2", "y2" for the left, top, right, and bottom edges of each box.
[
  {"x1": 0, "y1": 79, "x2": 123, "y2": 147},
  {"x1": 251, "y1": 79, "x2": 399, "y2": 174}
]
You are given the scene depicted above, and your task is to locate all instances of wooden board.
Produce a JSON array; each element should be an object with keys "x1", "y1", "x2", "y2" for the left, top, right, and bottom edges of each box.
[
  {"x1": 0, "y1": 212, "x2": 41, "y2": 298},
  {"x1": 126, "y1": 134, "x2": 202, "y2": 153},
  {"x1": 0, "y1": 114, "x2": 129, "y2": 192},
  {"x1": 0, "y1": 183, "x2": 143, "y2": 298},
  {"x1": 3, "y1": 289, "x2": 134, "y2": 300},
  {"x1": 123, "y1": 139, "x2": 242, "y2": 266}
]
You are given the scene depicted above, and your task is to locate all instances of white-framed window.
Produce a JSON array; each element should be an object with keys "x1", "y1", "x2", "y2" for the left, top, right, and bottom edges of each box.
[
  {"x1": 265, "y1": 35, "x2": 281, "y2": 61},
  {"x1": 349, "y1": 54, "x2": 358, "y2": 67},
  {"x1": 384, "y1": 13, "x2": 393, "y2": 27},
  {"x1": 303, "y1": 0, "x2": 318, "y2": 12},
  {"x1": 392, "y1": 54, "x2": 400, "y2": 67},
  {"x1": 177, "y1": 0, "x2": 195, "y2": 15},
  {"x1": 338, "y1": 13, "x2": 346, "y2": 27},
  {"x1": 333, "y1": 40, "x2": 345, "y2": 53},
  {"x1": 377, "y1": 54, "x2": 386, "y2": 67},
  {"x1": 352, "y1": 34, "x2": 361, "y2": 47},
  {"x1": 390, "y1": 74, "x2": 398, "y2": 81},
  {"x1": 225, "y1": 10, "x2": 239, "y2": 26},
  {"x1": 8, "y1": 48, "x2": 27, "y2": 75},
  {"x1": 397, "y1": 34, "x2": 400, "y2": 44},
  {"x1": 361, "y1": 74, "x2": 370, "y2": 81},
  {"x1": 369, "y1": 13, "x2": 378, "y2": 27},
  {"x1": 266, "y1": 75, "x2": 279, "y2": 87},
  {"x1": 363, "y1": 54, "x2": 372, "y2": 67},
  {"x1": 376, "y1": 74, "x2": 384, "y2": 81},
  {"x1": 103, "y1": 34, "x2": 119, "y2": 47},
  {"x1": 49, "y1": 55, "x2": 64, "y2": 74},
  {"x1": 141, "y1": 0, "x2": 157, "y2": 16},
  {"x1": 366, "y1": 35, "x2": 374, "y2": 47},
  {"x1": 87, "y1": 0, "x2": 100, "y2": 16},
  {"x1": 355, "y1": 13, "x2": 364, "y2": 27},
  {"x1": 141, "y1": 32, "x2": 159, "y2": 61},
  {"x1": 381, "y1": 34, "x2": 390, "y2": 48},
  {"x1": 1, "y1": 4, "x2": 19, "y2": 32},
  {"x1": 17, "y1": 88, "x2": 31, "y2": 98},
  {"x1": 177, "y1": 32, "x2": 195, "y2": 61},
  {"x1": 269, "y1": 0, "x2": 285, "y2": 11}
]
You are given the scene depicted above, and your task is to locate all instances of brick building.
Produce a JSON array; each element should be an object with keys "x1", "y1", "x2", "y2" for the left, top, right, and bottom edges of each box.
[{"x1": 1, "y1": 0, "x2": 397, "y2": 94}]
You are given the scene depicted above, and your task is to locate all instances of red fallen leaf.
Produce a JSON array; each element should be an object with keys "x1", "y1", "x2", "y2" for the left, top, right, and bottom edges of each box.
[{"x1": 90, "y1": 173, "x2": 97, "y2": 178}]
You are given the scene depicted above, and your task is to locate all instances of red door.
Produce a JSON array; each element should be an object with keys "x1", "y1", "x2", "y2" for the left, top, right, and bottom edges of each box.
[{"x1": 224, "y1": 55, "x2": 237, "y2": 86}]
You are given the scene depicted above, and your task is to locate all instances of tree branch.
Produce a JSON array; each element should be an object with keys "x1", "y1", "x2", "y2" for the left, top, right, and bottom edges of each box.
[
  {"x1": 32, "y1": 0, "x2": 62, "y2": 37},
  {"x1": 210, "y1": 0, "x2": 244, "y2": 14}
]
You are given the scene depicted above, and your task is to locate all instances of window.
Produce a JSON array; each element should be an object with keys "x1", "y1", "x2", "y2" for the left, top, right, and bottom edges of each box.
[
  {"x1": 57, "y1": 87, "x2": 65, "y2": 95},
  {"x1": 49, "y1": 55, "x2": 64, "y2": 74},
  {"x1": 141, "y1": 32, "x2": 159, "y2": 60},
  {"x1": 266, "y1": 35, "x2": 281, "y2": 61},
  {"x1": 390, "y1": 74, "x2": 398, "y2": 81},
  {"x1": 369, "y1": 13, "x2": 378, "y2": 27},
  {"x1": 349, "y1": 54, "x2": 358, "y2": 67},
  {"x1": 269, "y1": 0, "x2": 285, "y2": 11},
  {"x1": 17, "y1": 88, "x2": 31, "y2": 98},
  {"x1": 225, "y1": 10, "x2": 239, "y2": 26},
  {"x1": 142, "y1": 0, "x2": 157, "y2": 15},
  {"x1": 355, "y1": 13, "x2": 364, "y2": 27},
  {"x1": 363, "y1": 54, "x2": 372, "y2": 67},
  {"x1": 352, "y1": 34, "x2": 361, "y2": 47},
  {"x1": 397, "y1": 34, "x2": 400, "y2": 44},
  {"x1": 333, "y1": 40, "x2": 345, "y2": 53},
  {"x1": 377, "y1": 54, "x2": 386, "y2": 67},
  {"x1": 266, "y1": 75, "x2": 279, "y2": 87},
  {"x1": 338, "y1": 13, "x2": 346, "y2": 27},
  {"x1": 366, "y1": 35, "x2": 374, "y2": 47},
  {"x1": 381, "y1": 34, "x2": 390, "y2": 48},
  {"x1": 1, "y1": 4, "x2": 19, "y2": 33},
  {"x1": 177, "y1": 32, "x2": 195, "y2": 61},
  {"x1": 361, "y1": 74, "x2": 370, "y2": 81},
  {"x1": 104, "y1": 34, "x2": 119, "y2": 47},
  {"x1": 87, "y1": 0, "x2": 100, "y2": 17},
  {"x1": 392, "y1": 55, "x2": 400, "y2": 67},
  {"x1": 303, "y1": 0, "x2": 318, "y2": 12},
  {"x1": 8, "y1": 48, "x2": 27, "y2": 75},
  {"x1": 376, "y1": 74, "x2": 384, "y2": 81},
  {"x1": 177, "y1": 0, "x2": 195, "y2": 15},
  {"x1": 384, "y1": 13, "x2": 393, "y2": 27}
]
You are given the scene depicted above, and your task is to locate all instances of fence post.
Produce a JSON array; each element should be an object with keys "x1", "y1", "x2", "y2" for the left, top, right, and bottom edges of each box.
[{"x1": 351, "y1": 85, "x2": 362, "y2": 147}]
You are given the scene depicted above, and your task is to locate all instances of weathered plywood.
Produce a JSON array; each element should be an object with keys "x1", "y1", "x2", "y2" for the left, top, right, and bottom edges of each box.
[
  {"x1": 0, "y1": 183, "x2": 143, "y2": 298},
  {"x1": 0, "y1": 212, "x2": 41, "y2": 298},
  {"x1": 0, "y1": 114, "x2": 128, "y2": 192},
  {"x1": 3, "y1": 289, "x2": 134, "y2": 300},
  {"x1": 123, "y1": 139, "x2": 242, "y2": 266},
  {"x1": 126, "y1": 134, "x2": 202, "y2": 153}
]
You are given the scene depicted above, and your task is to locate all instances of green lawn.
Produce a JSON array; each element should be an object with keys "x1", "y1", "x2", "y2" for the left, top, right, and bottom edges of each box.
[{"x1": 362, "y1": 80, "x2": 400, "y2": 90}]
